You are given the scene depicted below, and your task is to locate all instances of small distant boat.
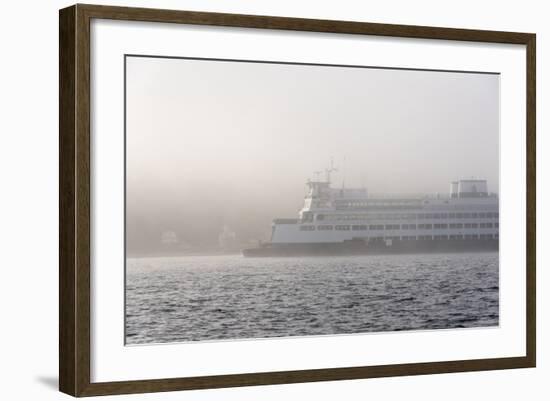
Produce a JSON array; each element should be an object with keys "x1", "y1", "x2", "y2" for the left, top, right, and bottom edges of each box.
[{"x1": 218, "y1": 225, "x2": 239, "y2": 251}]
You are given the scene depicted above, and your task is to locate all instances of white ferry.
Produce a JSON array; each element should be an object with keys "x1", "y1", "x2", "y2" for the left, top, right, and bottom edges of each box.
[{"x1": 242, "y1": 168, "x2": 498, "y2": 257}]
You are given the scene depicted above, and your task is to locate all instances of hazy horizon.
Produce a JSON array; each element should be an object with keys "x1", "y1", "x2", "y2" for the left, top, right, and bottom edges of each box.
[{"x1": 125, "y1": 56, "x2": 499, "y2": 255}]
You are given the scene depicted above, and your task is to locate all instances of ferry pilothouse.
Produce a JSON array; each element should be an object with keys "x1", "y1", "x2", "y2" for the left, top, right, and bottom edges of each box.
[{"x1": 242, "y1": 168, "x2": 499, "y2": 257}]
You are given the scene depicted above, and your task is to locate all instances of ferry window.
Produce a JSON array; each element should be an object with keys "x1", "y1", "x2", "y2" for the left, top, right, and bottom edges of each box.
[
  {"x1": 495, "y1": 222, "x2": 499, "y2": 228},
  {"x1": 385, "y1": 224, "x2": 399, "y2": 230},
  {"x1": 299, "y1": 225, "x2": 315, "y2": 231},
  {"x1": 471, "y1": 213, "x2": 478, "y2": 218},
  {"x1": 450, "y1": 234, "x2": 464, "y2": 239},
  {"x1": 450, "y1": 223, "x2": 463, "y2": 229},
  {"x1": 448, "y1": 213, "x2": 457, "y2": 218},
  {"x1": 419, "y1": 224, "x2": 432, "y2": 229},
  {"x1": 402, "y1": 224, "x2": 417, "y2": 230},
  {"x1": 369, "y1": 225, "x2": 383, "y2": 230},
  {"x1": 434, "y1": 224, "x2": 448, "y2": 229},
  {"x1": 318, "y1": 225, "x2": 333, "y2": 231},
  {"x1": 335, "y1": 225, "x2": 350, "y2": 231},
  {"x1": 316, "y1": 214, "x2": 324, "y2": 221},
  {"x1": 352, "y1": 225, "x2": 367, "y2": 231},
  {"x1": 434, "y1": 235, "x2": 448, "y2": 239},
  {"x1": 302, "y1": 212, "x2": 313, "y2": 222},
  {"x1": 419, "y1": 235, "x2": 432, "y2": 240}
]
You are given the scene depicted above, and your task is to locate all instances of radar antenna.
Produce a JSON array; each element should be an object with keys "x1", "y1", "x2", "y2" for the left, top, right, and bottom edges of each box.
[{"x1": 325, "y1": 157, "x2": 338, "y2": 183}]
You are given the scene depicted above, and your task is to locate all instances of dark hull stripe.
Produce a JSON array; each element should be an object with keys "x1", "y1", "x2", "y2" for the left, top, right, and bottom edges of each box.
[{"x1": 242, "y1": 239, "x2": 498, "y2": 257}]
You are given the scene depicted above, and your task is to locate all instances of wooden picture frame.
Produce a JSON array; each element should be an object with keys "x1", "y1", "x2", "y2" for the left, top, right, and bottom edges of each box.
[{"x1": 59, "y1": 3, "x2": 536, "y2": 397}]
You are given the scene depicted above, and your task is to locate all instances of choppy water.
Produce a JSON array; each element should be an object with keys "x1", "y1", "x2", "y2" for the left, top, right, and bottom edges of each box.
[{"x1": 126, "y1": 252, "x2": 498, "y2": 344}]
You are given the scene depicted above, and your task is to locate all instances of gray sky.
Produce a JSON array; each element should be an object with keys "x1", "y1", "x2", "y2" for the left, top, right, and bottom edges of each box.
[{"x1": 126, "y1": 56, "x2": 499, "y2": 254}]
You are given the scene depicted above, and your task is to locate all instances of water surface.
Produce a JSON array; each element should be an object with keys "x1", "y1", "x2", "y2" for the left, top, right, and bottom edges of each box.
[{"x1": 126, "y1": 252, "x2": 498, "y2": 344}]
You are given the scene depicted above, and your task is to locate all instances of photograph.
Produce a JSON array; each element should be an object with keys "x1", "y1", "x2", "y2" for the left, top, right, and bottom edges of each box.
[{"x1": 124, "y1": 55, "x2": 500, "y2": 345}]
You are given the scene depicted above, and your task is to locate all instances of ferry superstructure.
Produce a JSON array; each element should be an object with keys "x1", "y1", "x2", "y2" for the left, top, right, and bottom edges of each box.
[{"x1": 243, "y1": 170, "x2": 498, "y2": 257}]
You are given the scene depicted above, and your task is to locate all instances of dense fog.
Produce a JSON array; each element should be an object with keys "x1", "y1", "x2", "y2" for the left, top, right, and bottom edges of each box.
[{"x1": 125, "y1": 56, "x2": 499, "y2": 255}]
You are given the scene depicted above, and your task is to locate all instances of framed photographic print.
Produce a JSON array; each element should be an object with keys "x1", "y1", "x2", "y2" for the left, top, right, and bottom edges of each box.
[{"x1": 59, "y1": 4, "x2": 536, "y2": 397}]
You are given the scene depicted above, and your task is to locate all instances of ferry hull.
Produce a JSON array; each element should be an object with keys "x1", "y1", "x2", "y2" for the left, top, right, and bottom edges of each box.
[{"x1": 242, "y1": 239, "x2": 498, "y2": 257}]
